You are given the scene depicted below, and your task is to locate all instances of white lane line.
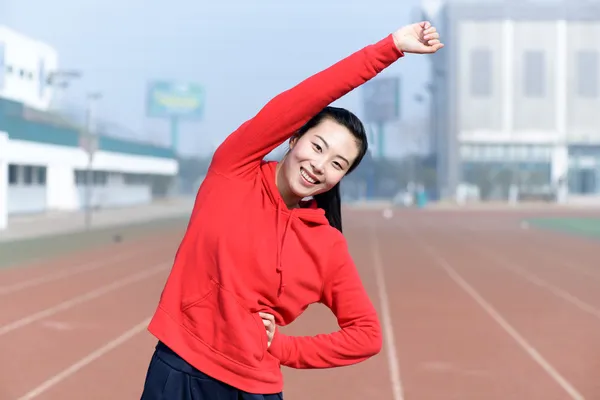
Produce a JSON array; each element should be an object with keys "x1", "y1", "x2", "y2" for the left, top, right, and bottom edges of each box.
[
  {"x1": 0, "y1": 264, "x2": 167, "y2": 336},
  {"x1": 0, "y1": 250, "x2": 144, "y2": 296},
  {"x1": 17, "y1": 317, "x2": 152, "y2": 400},
  {"x1": 404, "y1": 228, "x2": 585, "y2": 400},
  {"x1": 370, "y1": 227, "x2": 404, "y2": 400}
]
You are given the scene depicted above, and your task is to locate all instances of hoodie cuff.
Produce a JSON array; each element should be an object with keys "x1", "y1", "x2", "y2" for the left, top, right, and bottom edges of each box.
[{"x1": 267, "y1": 328, "x2": 288, "y2": 363}]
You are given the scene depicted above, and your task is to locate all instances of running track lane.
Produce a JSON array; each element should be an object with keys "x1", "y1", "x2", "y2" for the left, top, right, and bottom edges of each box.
[
  {"x1": 446, "y1": 219, "x2": 600, "y2": 398},
  {"x1": 0, "y1": 236, "x2": 175, "y2": 297},
  {"x1": 0, "y1": 237, "x2": 180, "y2": 325},
  {"x1": 400, "y1": 212, "x2": 598, "y2": 399},
  {"x1": 373, "y1": 217, "x2": 571, "y2": 399},
  {"x1": 6, "y1": 208, "x2": 599, "y2": 399},
  {"x1": 0, "y1": 231, "x2": 183, "y2": 399}
]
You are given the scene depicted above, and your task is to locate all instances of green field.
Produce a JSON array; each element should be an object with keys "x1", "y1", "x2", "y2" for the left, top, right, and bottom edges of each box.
[
  {"x1": 527, "y1": 217, "x2": 600, "y2": 239},
  {"x1": 0, "y1": 217, "x2": 188, "y2": 269}
]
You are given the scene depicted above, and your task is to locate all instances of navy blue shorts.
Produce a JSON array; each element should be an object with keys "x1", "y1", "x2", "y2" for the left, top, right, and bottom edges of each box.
[{"x1": 140, "y1": 341, "x2": 284, "y2": 400}]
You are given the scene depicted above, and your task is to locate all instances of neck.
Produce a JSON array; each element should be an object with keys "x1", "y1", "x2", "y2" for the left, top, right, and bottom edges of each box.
[{"x1": 275, "y1": 162, "x2": 301, "y2": 209}]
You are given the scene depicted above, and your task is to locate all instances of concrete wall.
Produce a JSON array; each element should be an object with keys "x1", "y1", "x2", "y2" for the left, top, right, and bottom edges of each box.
[
  {"x1": 8, "y1": 186, "x2": 46, "y2": 214},
  {"x1": 455, "y1": 19, "x2": 571, "y2": 144},
  {"x1": 457, "y1": 20, "x2": 504, "y2": 134},
  {"x1": 566, "y1": 22, "x2": 600, "y2": 141},
  {"x1": 46, "y1": 164, "x2": 79, "y2": 210},
  {"x1": 512, "y1": 21, "x2": 559, "y2": 133}
]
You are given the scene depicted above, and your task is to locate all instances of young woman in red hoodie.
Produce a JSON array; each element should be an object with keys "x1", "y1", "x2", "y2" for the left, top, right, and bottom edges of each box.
[{"x1": 141, "y1": 21, "x2": 443, "y2": 400}]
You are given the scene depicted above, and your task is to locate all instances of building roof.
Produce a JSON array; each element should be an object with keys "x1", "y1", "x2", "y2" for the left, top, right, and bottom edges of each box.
[{"x1": 0, "y1": 97, "x2": 176, "y2": 160}]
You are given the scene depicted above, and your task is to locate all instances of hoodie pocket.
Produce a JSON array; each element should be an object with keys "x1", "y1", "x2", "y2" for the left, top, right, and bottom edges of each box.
[{"x1": 181, "y1": 280, "x2": 267, "y2": 368}]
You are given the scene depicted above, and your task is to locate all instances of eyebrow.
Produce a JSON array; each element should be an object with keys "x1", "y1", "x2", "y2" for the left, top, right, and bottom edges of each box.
[{"x1": 315, "y1": 135, "x2": 350, "y2": 167}]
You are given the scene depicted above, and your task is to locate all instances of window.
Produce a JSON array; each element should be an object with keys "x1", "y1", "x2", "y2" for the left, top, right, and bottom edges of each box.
[
  {"x1": 36, "y1": 167, "x2": 46, "y2": 185},
  {"x1": 523, "y1": 51, "x2": 545, "y2": 97},
  {"x1": 8, "y1": 164, "x2": 18, "y2": 185},
  {"x1": 576, "y1": 50, "x2": 598, "y2": 98},
  {"x1": 0, "y1": 42, "x2": 4, "y2": 89},
  {"x1": 93, "y1": 171, "x2": 107, "y2": 185},
  {"x1": 23, "y1": 166, "x2": 33, "y2": 185},
  {"x1": 75, "y1": 170, "x2": 88, "y2": 185},
  {"x1": 470, "y1": 48, "x2": 492, "y2": 97}
]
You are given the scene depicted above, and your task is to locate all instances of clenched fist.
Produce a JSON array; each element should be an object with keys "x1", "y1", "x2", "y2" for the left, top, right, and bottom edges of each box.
[{"x1": 392, "y1": 21, "x2": 444, "y2": 54}]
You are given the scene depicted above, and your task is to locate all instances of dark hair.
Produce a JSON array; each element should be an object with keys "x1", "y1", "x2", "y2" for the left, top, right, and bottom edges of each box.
[{"x1": 292, "y1": 106, "x2": 368, "y2": 233}]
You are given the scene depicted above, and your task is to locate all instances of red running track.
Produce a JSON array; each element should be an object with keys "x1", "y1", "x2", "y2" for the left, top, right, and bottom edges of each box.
[{"x1": 1, "y1": 209, "x2": 599, "y2": 399}]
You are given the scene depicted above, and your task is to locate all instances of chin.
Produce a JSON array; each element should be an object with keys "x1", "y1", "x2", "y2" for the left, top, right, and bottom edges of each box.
[
  {"x1": 288, "y1": 179, "x2": 318, "y2": 200},
  {"x1": 290, "y1": 184, "x2": 314, "y2": 200}
]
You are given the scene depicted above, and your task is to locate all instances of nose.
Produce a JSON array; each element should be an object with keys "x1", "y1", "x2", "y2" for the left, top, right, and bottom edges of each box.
[{"x1": 310, "y1": 161, "x2": 324, "y2": 175}]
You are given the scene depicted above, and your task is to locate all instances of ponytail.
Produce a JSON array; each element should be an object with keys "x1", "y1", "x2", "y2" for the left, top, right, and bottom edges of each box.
[{"x1": 314, "y1": 183, "x2": 343, "y2": 233}]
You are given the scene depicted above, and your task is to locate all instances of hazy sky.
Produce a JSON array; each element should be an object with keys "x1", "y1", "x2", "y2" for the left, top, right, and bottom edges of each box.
[{"x1": 3, "y1": 0, "x2": 432, "y2": 157}]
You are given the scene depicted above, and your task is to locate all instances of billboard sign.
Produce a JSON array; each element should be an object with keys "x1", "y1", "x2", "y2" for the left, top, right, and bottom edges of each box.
[
  {"x1": 362, "y1": 76, "x2": 400, "y2": 123},
  {"x1": 146, "y1": 81, "x2": 205, "y2": 120}
]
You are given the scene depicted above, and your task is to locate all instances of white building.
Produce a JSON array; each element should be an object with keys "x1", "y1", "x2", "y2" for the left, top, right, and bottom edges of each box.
[
  {"x1": 0, "y1": 27, "x2": 178, "y2": 230},
  {"x1": 422, "y1": 0, "x2": 600, "y2": 202},
  {"x1": 0, "y1": 25, "x2": 58, "y2": 111}
]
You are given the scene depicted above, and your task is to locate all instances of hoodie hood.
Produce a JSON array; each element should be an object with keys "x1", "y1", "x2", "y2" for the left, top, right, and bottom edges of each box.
[{"x1": 260, "y1": 161, "x2": 330, "y2": 296}]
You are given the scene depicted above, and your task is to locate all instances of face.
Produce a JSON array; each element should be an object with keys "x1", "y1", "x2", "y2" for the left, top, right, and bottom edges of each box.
[{"x1": 280, "y1": 118, "x2": 361, "y2": 202}]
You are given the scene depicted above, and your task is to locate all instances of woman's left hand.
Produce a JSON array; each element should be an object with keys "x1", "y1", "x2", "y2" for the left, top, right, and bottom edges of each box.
[{"x1": 259, "y1": 312, "x2": 276, "y2": 348}]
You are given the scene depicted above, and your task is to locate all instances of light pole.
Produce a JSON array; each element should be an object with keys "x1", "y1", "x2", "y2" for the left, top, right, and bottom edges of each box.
[{"x1": 82, "y1": 92, "x2": 102, "y2": 230}]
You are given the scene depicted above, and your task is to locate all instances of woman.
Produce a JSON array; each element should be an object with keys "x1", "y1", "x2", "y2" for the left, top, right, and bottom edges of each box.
[{"x1": 141, "y1": 21, "x2": 443, "y2": 399}]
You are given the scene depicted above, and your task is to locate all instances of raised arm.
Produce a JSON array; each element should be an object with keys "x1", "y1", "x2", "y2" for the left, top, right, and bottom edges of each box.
[
  {"x1": 210, "y1": 22, "x2": 442, "y2": 179},
  {"x1": 266, "y1": 240, "x2": 382, "y2": 369},
  {"x1": 209, "y1": 34, "x2": 402, "y2": 179}
]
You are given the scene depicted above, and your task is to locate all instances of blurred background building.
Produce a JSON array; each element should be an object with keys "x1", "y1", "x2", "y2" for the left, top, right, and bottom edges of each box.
[
  {"x1": 0, "y1": 26, "x2": 178, "y2": 225},
  {"x1": 422, "y1": 0, "x2": 600, "y2": 203}
]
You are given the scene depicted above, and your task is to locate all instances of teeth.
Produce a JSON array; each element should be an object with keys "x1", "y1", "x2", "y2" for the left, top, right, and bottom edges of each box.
[{"x1": 301, "y1": 168, "x2": 317, "y2": 184}]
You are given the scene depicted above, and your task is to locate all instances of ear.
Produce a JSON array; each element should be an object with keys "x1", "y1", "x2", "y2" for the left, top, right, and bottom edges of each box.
[{"x1": 289, "y1": 135, "x2": 298, "y2": 149}]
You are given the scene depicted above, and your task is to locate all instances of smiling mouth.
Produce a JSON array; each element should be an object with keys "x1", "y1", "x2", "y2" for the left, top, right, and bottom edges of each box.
[{"x1": 300, "y1": 167, "x2": 320, "y2": 185}]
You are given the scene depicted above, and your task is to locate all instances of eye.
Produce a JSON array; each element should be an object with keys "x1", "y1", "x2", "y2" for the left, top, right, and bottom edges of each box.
[
  {"x1": 312, "y1": 143, "x2": 322, "y2": 152},
  {"x1": 333, "y1": 161, "x2": 343, "y2": 170}
]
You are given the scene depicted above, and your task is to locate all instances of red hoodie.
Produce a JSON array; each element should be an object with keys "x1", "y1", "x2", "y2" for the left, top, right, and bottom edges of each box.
[{"x1": 147, "y1": 34, "x2": 404, "y2": 394}]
